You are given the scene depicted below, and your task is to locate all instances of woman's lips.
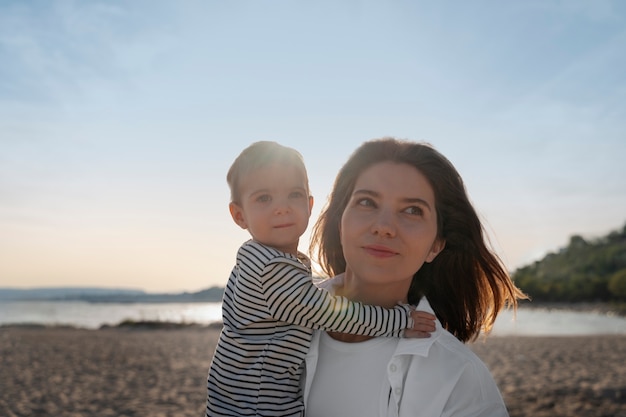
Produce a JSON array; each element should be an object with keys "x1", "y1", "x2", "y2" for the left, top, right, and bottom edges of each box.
[{"x1": 362, "y1": 244, "x2": 398, "y2": 258}]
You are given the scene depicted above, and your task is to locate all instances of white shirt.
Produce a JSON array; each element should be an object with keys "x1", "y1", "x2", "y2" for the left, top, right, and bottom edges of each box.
[
  {"x1": 306, "y1": 331, "x2": 398, "y2": 417},
  {"x1": 302, "y1": 279, "x2": 509, "y2": 417}
]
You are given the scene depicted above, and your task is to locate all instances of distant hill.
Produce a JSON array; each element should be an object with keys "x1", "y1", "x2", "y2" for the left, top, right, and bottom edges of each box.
[
  {"x1": 513, "y1": 223, "x2": 626, "y2": 302},
  {"x1": 0, "y1": 286, "x2": 225, "y2": 303}
]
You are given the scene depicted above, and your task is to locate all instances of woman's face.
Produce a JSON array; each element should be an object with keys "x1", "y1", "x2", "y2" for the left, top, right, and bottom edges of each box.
[{"x1": 340, "y1": 161, "x2": 444, "y2": 299}]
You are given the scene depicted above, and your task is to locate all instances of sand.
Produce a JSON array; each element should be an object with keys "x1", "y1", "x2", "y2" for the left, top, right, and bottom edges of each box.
[
  {"x1": 1, "y1": 326, "x2": 624, "y2": 417},
  {"x1": 470, "y1": 335, "x2": 626, "y2": 417}
]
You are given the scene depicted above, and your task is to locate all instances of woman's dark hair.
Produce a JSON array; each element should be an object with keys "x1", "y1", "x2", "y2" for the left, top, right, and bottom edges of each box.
[{"x1": 310, "y1": 137, "x2": 526, "y2": 342}]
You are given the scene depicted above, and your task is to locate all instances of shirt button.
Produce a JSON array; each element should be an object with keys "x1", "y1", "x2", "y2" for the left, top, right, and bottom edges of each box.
[
  {"x1": 389, "y1": 364, "x2": 397, "y2": 372},
  {"x1": 395, "y1": 387, "x2": 402, "y2": 395}
]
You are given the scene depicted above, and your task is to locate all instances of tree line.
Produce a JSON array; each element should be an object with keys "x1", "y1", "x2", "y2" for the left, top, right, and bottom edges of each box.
[{"x1": 513, "y1": 223, "x2": 626, "y2": 302}]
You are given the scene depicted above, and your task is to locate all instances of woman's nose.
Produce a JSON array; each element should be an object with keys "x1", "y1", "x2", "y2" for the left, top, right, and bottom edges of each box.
[{"x1": 371, "y1": 209, "x2": 396, "y2": 237}]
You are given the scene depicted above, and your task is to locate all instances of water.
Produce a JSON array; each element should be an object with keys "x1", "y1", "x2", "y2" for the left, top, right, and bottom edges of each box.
[
  {"x1": 490, "y1": 307, "x2": 626, "y2": 336},
  {"x1": 1, "y1": 301, "x2": 625, "y2": 336},
  {"x1": 0, "y1": 301, "x2": 223, "y2": 330}
]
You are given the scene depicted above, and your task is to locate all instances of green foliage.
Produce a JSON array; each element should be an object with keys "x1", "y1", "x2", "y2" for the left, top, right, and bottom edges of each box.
[
  {"x1": 608, "y1": 269, "x2": 626, "y2": 299},
  {"x1": 513, "y1": 223, "x2": 626, "y2": 302}
]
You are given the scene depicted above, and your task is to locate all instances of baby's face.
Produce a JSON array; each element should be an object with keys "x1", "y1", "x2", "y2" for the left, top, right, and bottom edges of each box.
[{"x1": 233, "y1": 162, "x2": 312, "y2": 255}]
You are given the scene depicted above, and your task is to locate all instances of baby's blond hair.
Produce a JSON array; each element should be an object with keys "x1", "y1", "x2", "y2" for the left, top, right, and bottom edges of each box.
[{"x1": 227, "y1": 141, "x2": 309, "y2": 204}]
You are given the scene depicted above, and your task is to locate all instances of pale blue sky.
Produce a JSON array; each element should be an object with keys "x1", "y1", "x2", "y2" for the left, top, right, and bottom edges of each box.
[{"x1": 1, "y1": 0, "x2": 625, "y2": 292}]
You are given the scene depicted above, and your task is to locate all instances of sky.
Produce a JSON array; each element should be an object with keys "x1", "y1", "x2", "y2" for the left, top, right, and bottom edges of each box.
[{"x1": 1, "y1": 0, "x2": 625, "y2": 293}]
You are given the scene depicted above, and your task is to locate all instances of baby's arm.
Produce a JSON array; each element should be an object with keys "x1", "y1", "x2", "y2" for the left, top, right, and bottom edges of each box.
[{"x1": 260, "y1": 257, "x2": 434, "y2": 338}]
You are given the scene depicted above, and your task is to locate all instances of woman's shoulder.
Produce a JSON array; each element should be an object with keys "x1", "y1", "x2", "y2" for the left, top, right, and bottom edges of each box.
[
  {"x1": 411, "y1": 299, "x2": 494, "y2": 371},
  {"x1": 424, "y1": 328, "x2": 502, "y2": 391},
  {"x1": 313, "y1": 274, "x2": 344, "y2": 292},
  {"x1": 395, "y1": 316, "x2": 507, "y2": 413}
]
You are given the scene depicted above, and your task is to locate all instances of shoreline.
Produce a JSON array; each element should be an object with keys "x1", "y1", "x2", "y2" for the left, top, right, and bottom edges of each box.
[
  {"x1": 1, "y1": 300, "x2": 624, "y2": 332},
  {"x1": 518, "y1": 300, "x2": 626, "y2": 316}
]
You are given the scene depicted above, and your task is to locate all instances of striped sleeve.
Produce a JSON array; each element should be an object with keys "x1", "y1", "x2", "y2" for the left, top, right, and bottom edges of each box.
[{"x1": 244, "y1": 242, "x2": 413, "y2": 337}]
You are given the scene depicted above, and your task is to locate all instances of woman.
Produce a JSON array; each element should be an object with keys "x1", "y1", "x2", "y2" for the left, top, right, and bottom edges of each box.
[{"x1": 302, "y1": 138, "x2": 526, "y2": 417}]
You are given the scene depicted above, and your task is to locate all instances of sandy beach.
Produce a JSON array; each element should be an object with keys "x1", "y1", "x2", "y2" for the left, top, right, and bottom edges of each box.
[{"x1": 1, "y1": 326, "x2": 624, "y2": 417}]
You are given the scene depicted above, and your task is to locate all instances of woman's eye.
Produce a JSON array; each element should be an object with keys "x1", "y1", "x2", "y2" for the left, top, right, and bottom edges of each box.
[
  {"x1": 356, "y1": 198, "x2": 376, "y2": 207},
  {"x1": 404, "y1": 206, "x2": 424, "y2": 216}
]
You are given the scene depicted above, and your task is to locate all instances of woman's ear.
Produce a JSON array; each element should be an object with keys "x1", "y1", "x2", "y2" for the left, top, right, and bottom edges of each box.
[
  {"x1": 425, "y1": 238, "x2": 446, "y2": 263},
  {"x1": 229, "y1": 202, "x2": 248, "y2": 230}
]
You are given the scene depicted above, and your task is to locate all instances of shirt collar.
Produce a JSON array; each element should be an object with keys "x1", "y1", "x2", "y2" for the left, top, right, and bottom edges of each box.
[
  {"x1": 394, "y1": 297, "x2": 443, "y2": 357},
  {"x1": 316, "y1": 276, "x2": 443, "y2": 357}
]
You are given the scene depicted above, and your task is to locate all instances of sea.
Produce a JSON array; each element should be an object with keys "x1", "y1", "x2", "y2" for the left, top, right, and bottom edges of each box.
[{"x1": 1, "y1": 301, "x2": 626, "y2": 336}]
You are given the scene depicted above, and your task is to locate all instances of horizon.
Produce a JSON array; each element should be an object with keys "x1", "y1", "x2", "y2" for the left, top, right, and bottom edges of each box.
[
  {"x1": 4, "y1": 219, "x2": 626, "y2": 294},
  {"x1": 3, "y1": 220, "x2": 624, "y2": 293},
  {"x1": 2, "y1": 1, "x2": 626, "y2": 292}
]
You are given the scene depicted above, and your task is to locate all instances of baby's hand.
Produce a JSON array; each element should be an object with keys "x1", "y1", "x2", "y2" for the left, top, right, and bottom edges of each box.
[{"x1": 404, "y1": 309, "x2": 436, "y2": 338}]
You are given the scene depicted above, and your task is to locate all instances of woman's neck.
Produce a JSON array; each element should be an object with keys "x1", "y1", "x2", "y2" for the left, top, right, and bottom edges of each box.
[
  {"x1": 336, "y1": 270, "x2": 410, "y2": 308},
  {"x1": 327, "y1": 270, "x2": 411, "y2": 343}
]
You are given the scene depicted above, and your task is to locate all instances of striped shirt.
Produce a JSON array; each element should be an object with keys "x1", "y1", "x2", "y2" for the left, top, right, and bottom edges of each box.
[{"x1": 206, "y1": 240, "x2": 412, "y2": 417}]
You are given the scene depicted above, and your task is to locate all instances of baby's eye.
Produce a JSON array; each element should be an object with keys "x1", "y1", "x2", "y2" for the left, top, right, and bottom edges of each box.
[
  {"x1": 404, "y1": 206, "x2": 424, "y2": 216},
  {"x1": 256, "y1": 194, "x2": 272, "y2": 203},
  {"x1": 289, "y1": 191, "x2": 305, "y2": 199}
]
